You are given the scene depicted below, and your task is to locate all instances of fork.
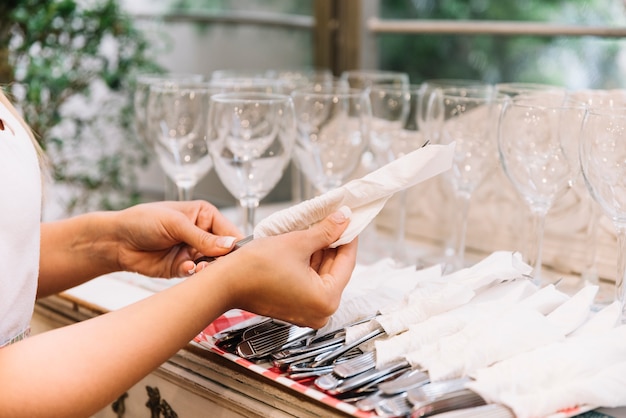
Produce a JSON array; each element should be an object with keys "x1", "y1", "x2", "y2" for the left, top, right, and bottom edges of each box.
[
  {"x1": 194, "y1": 234, "x2": 254, "y2": 264},
  {"x1": 310, "y1": 327, "x2": 385, "y2": 368},
  {"x1": 332, "y1": 350, "x2": 376, "y2": 378},
  {"x1": 407, "y1": 377, "x2": 471, "y2": 405},
  {"x1": 375, "y1": 392, "x2": 413, "y2": 417},
  {"x1": 236, "y1": 325, "x2": 315, "y2": 359},
  {"x1": 410, "y1": 388, "x2": 486, "y2": 416}
]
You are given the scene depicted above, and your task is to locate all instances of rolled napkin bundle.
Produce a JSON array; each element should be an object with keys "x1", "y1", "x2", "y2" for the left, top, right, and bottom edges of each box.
[
  {"x1": 467, "y1": 324, "x2": 626, "y2": 418},
  {"x1": 403, "y1": 285, "x2": 599, "y2": 381},
  {"x1": 253, "y1": 142, "x2": 455, "y2": 247},
  {"x1": 409, "y1": 306, "x2": 566, "y2": 381},
  {"x1": 314, "y1": 262, "x2": 441, "y2": 337},
  {"x1": 342, "y1": 251, "x2": 532, "y2": 346},
  {"x1": 373, "y1": 251, "x2": 533, "y2": 337},
  {"x1": 438, "y1": 251, "x2": 533, "y2": 292},
  {"x1": 374, "y1": 279, "x2": 541, "y2": 368},
  {"x1": 569, "y1": 301, "x2": 621, "y2": 337},
  {"x1": 545, "y1": 285, "x2": 598, "y2": 335}
]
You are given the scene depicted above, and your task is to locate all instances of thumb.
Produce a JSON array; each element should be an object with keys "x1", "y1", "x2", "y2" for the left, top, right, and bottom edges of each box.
[
  {"x1": 304, "y1": 206, "x2": 352, "y2": 250},
  {"x1": 174, "y1": 218, "x2": 240, "y2": 257}
]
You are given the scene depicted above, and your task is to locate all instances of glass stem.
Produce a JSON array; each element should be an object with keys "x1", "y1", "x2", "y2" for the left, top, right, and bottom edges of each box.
[
  {"x1": 615, "y1": 223, "x2": 626, "y2": 323},
  {"x1": 240, "y1": 199, "x2": 259, "y2": 236},
  {"x1": 449, "y1": 191, "x2": 471, "y2": 272},
  {"x1": 527, "y1": 209, "x2": 547, "y2": 286},
  {"x1": 392, "y1": 190, "x2": 408, "y2": 264},
  {"x1": 177, "y1": 184, "x2": 194, "y2": 201},
  {"x1": 582, "y1": 202, "x2": 599, "y2": 284}
]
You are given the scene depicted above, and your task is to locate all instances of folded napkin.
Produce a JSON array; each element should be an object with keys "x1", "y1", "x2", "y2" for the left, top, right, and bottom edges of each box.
[
  {"x1": 468, "y1": 325, "x2": 626, "y2": 418},
  {"x1": 374, "y1": 279, "x2": 540, "y2": 368},
  {"x1": 342, "y1": 251, "x2": 532, "y2": 348},
  {"x1": 569, "y1": 301, "x2": 621, "y2": 337},
  {"x1": 545, "y1": 285, "x2": 597, "y2": 335},
  {"x1": 314, "y1": 262, "x2": 441, "y2": 337},
  {"x1": 410, "y1": 306, "x2": 565, "y2": 381},
  {"x1": 514, "y1": 283, "x2": 570, "y2": 315},
  {"x1": 253, "y1": 143, "x2": 455, "y2": 247},
  {"x1": 440, "y1": 251, "x2": 533, "y2": 292},
  {"x1": 372, "y1": 251, "x2": 532, "y2": 337}
]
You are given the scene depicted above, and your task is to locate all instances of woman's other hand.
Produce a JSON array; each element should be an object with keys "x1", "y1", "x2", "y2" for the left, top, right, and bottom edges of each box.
[
  {"x1": 113, "y1": 200, "x2": 243, "y2": 278},
  {"x1": 216, "y1": 206, "x2": 357, "y2": 329}
]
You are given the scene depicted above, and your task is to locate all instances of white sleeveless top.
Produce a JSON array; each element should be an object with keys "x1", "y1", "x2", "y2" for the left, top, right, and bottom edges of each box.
[{"x1": 0, "y1": 100, "x2": 41, "y2": 347}]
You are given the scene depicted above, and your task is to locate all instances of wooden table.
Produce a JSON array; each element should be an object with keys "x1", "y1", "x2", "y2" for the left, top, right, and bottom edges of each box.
[{"x1": 32, "y1": 274, "x2": 354, "y2": 418}]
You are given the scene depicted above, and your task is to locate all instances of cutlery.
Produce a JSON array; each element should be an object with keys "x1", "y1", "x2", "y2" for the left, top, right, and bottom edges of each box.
[
  {"x1": 272, "y1": 334, "x2": 345, "y2": 360},
  {"x1": 307, "y1": 314, "x2": 378, "y2": 345},
  {"x1": 407, "y1": 377, "x2": 471, "y2": 405},
  {"x1": 236, "y1": 325, "x2": 315, "y2": 359},
  {"x1": 378, "y1": 368, "x2": 429, "y2": 395},
  {"x1": 333, "y1": 351, "x2": 376, "y2": 379},
  {"x1": 272, "y1": 340, "x2": 344, "y2": 370},
  {"x1": 375, "y1": 392, "x2": 413, "y2": 417},
  {"x1": 327, "y1": 360, "x2": 410, "y2": 395},
  {"x1": 212, "y1": 316, "x2": 272, "y2": 349},
  {"x1": 241, "y1": 318, "x2": 289, "y2": 340},
  {"x1": 410, "y1": 388, "x2": 486, "y2": 417},
  {"x1": 310, "y1": 327, "x2": 385, "y2": 368}
]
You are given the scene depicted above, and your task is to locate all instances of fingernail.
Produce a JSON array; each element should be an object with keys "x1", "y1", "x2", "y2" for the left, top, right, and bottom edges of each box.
[
  {"x1": 331, "y1": 206, "x2": 351, "y2": 223},
  {"x1": 216, "y1": 236, "x2": 237, "y2": 249},
  {"x1": 187, "y1": 267, "x2": 196, "y2": 276}
]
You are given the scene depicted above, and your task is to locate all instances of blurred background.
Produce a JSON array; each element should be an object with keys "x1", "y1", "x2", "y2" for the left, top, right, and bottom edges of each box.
[{"x1": 1, "y1": 0, "x2": 626, "y2": 218}]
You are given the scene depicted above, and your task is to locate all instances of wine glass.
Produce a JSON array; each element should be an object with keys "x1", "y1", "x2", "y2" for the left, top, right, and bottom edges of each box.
[
  {"x1": 579, "y1": 106, "x2": 626, "y2": 319},
  {"x1": 274, "y1": 68, "x2": 335, "y2": 92},
  {"x1": 133, "y1": 73, "x2": 204, "y2": 199},
  {"x1": 418, "y1": 79, "x2": 490, "y2": 145},
  {"x1": 210, "y1": 69, "x2": 273, "y2": 80},
  {"x1": 273, "y1": 68, "x2": 336, "y2": 203},
  {"x1": 498, "y1": 94, "x2": 585, "y2": 285},
  {"x1": 340, "y1": 69, "x2": 410, "y2": 89},
  {"x1": 290, "y1": 85, "x2": 371, "y2": 194},
  {"x1": 208, "y1": 77, "x2": 287, "y2": 94},
  {"x1": 133, "y1": 73, "x2": 204, "y2": 148},
  {"x1": 146, "y1": 80, "x2": 216, "y2": 201},
  {"x1": 563, "y1": 89, "x2": 626, "y2": 285},
  {"x1": 368, "y1": 84, "x2": 427, "y2": 266},
  {"x1": 429, "y1": 85, "x2": 499, "y2": 272},
  {"x1": 495, "y1": 82, "x2": 566, "y2": 99},
  {"x1": 207, "y1": 92, "x2": 296, "y2": 235}
]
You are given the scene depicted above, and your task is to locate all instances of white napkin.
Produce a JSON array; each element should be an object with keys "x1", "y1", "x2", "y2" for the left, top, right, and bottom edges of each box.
[
  {"x1": 545, "y1": 285, "x2": 598, "y2": 335},
  {"x1": 374, "y1": 279, "x2": 539, "y2": 368},
  {"x1": 372, "y1": 251, "x2": 532, "y2": 337},
  {"x1": 374, "y1": 280, "x2": 476, "y2": 337},
  {"x1": 468, "y1": 325, "x2": 626, "y2": 418},
  {"x1": 410, "y1": 306, "x2": 565, "y2": 381},
  {"x1": 343, "y1": 252, "x2": 532, "y2": 350},
  {"x1": 569, "y1": 301, "x2": 622, "y2": 338},
  {"x1": 440, "y1": 251, "x2": 533, "y2": 291},
  {"x1": 514, "y1": 283, "x2": 570, "y2": 315},
  {"x1": 314, "y1": 262, "x2": 441, "y2": 337},
  {"x1": 253, "y1": 143, "x2": 455, "y2": 247}
]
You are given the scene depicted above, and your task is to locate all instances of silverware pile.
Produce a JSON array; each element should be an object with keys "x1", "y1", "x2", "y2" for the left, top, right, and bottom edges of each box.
[{"x1": 212, "y1": 316, "x2": 515, "y2": 418}]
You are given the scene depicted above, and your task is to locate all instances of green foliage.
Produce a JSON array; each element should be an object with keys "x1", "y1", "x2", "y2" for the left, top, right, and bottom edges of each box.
[
  {"x1": 378, "y1": 0, "x2": 626, "y2": 88},
  {"x1": 2, "y1": 0, "x2": 161, "y2": 214}
]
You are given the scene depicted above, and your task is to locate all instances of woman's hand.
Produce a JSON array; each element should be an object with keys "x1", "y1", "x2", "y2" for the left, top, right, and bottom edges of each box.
[
  {"x1": 215, "y1": 207, "x2": 358, "y2": 329},
  {"x1": 113, "y1": 200, "x2": 244, "y2": 278}
]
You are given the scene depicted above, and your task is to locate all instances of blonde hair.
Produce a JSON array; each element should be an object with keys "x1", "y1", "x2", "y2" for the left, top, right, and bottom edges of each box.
[
  {"x1": 0, "y1": 87, "x2": 51, "y2": 216},
  {"x1": 0, "y1": 88, "x2": 47, "y2": 164}
]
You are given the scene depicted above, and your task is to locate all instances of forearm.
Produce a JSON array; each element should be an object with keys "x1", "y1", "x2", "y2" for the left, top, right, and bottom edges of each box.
[
  {"x1": 38, "y1": 212, "x2": 121, "y2": 297},
  {"x1": 0, "y1": 264, "x2": 233, "y2": 418}
]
